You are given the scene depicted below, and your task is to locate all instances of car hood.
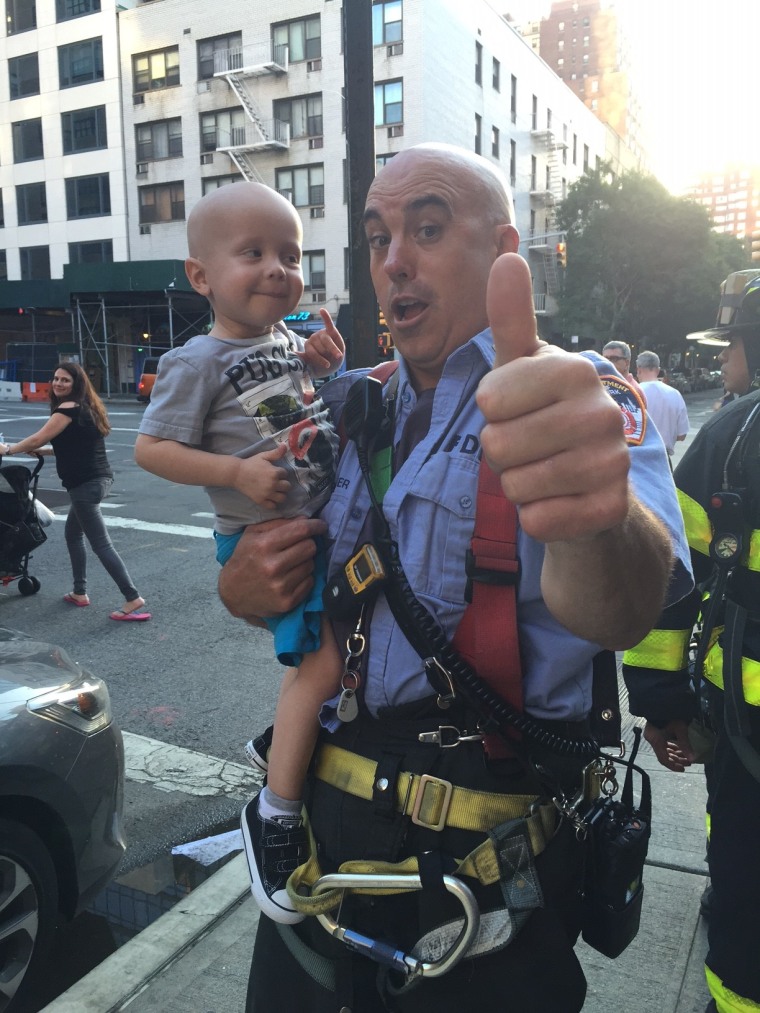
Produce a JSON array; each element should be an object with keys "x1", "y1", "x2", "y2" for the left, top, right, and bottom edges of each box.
[{"x1": 0, "y1": 627, "x2": 88, "y2": 703}]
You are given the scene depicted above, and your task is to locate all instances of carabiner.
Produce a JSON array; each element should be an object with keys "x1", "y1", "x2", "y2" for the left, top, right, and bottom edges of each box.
[{"x1": 313, "y1": 872, "x2": 480, "y2": 980}]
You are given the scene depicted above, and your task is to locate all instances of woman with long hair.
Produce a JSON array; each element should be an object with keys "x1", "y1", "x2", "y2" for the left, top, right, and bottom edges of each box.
[{"x1": 0, "y1": 363, "x2": 150, "y2": 620}]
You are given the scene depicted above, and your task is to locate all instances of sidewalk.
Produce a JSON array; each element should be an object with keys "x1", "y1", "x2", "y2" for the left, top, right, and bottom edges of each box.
[{"x1": 43, "y1": 729, "x2": 711, "y2": 1013}]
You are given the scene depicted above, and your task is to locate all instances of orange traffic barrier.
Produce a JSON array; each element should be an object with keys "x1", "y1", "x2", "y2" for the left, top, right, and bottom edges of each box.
[{"x1": 22, "y1": 382, "x2": 51, "y2": 402}]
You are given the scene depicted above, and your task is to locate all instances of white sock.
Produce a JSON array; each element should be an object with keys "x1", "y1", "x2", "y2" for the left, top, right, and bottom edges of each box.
[{"x1": 258, "y1": 785, "x2": 303, "y2": 825}]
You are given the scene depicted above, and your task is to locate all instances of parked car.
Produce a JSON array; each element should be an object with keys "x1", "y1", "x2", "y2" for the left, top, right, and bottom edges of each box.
[
  {"x1": 665, "y1": 371, "x2": 690, "y2": 394},
  {"x1": 136, "y1": 355, "x2": 161, "y2": 403},
  {"x1": 0, "y1": 628, "x2": 125, "y2": 1012}
]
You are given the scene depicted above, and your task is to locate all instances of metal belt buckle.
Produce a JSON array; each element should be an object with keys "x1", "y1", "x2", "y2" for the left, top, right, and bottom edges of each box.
[{"x1": 411, "y1": 774, "x2": 453, "y2": 831}]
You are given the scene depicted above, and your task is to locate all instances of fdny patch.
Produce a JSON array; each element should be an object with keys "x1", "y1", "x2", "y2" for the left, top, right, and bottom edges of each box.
[{"x1": 600, "y1": 375, "x2": 647, "y2": 445}]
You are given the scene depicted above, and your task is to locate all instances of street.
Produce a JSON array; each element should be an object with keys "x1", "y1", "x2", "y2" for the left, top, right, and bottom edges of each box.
[{"x1": 0, "y1": 386, "x2": 718, "y2": 1008}]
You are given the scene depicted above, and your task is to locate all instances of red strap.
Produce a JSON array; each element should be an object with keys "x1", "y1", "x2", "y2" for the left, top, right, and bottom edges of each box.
[{"x1": 452, "y1": 461, "x2": 522, "y2": 758}]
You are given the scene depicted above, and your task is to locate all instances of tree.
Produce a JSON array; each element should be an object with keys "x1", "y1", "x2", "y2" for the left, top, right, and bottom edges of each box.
[{"x1": 554, "y1": 167, "x2": 748, "y2": 358}]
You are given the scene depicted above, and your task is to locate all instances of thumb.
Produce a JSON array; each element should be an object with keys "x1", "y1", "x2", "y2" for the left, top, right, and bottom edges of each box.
[
  {"x1": 259, "y1": 443, "x2": 288, "y2": 463},
  {"x1": 487, "y1": 253, "x2": 540, "y2": 368}
]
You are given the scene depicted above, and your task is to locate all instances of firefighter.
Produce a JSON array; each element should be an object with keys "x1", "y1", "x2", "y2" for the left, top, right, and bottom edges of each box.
[{"x1": 623, "y1": 272, "x2": 760, "y2": 1013}]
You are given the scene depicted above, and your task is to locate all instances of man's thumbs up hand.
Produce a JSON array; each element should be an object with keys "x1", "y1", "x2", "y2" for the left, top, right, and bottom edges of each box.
[
  {"x1": 487, "y1": 253, "x2": 542, "y2": 368},
  {"x1": 476, "y1": 253, "x2": 630, "y2": 544}
]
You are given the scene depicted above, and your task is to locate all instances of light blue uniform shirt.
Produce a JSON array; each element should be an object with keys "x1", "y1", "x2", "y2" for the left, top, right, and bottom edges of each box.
[{"x1": 319, "y1": 330, "x2": 693, "y2": 724}]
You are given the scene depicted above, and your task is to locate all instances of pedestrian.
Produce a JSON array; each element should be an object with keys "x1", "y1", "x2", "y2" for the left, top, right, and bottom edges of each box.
[
  {"x1": 623, "y1": 272, "x2": 760, "y2": 1013},
  {"x1": 602, "y1": 339, "x2": 648, "y2": 401},
  {"x1": 0, "y1": 363, "x2": 150, "y2": 620},
  {"x1": 635, "y1": 350, "x2": 689, "y2": 457},
  {"x1": 135, "y1": 182, "x2": 346, "y2": 924},
  {"x1": 219, "y1": 143, "x2": 693, "y2": 1013}
]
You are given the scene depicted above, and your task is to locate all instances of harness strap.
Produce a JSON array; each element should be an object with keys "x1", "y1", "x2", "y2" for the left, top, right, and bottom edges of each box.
[
  {"x1": 316, "y1": 744, "x2": 536, "y2": 832},
  {"x1": 453, "y1": 462, "x2": 522, "y2": 758}
]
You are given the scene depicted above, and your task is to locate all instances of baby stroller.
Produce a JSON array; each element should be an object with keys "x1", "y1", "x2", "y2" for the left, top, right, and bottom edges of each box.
[{"x1": 0, "y1": 454, "x2": 47, "y2": 595}]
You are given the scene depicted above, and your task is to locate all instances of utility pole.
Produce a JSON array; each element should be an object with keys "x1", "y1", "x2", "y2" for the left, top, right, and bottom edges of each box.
[{"x1": 342, "y1": 0, "x2": 377, "y2": 369}]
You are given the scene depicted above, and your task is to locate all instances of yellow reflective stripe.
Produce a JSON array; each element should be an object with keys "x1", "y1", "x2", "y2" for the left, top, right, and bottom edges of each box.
[
  {"x1": 677, "y1": 489, "x2": 712, "y2": 558},
  {"x1": 623, "y1": 628, "x2": 691, "y2": 670},
  {"x1": 703, "y1": 643, "x2": 760, "y2": 705},
  {"x1": 705, "y1": 964, "x2": 760, "y2": 1011},
  {"x1": 749, "y1": 529, "x2": 760, "y2": 572}
]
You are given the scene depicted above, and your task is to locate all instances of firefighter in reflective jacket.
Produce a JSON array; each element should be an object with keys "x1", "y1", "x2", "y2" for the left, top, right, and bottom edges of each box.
[{"x1": 623, "y1": 272, "x2": 760, "y2": 1013}]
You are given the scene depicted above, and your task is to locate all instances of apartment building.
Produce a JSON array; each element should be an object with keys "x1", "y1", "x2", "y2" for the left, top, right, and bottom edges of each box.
[
  {"x1": 684, "y1": 166, "x2": 760, "y2": 244},
  {"x1": 0, "y1": 0, "x2": 642, "y2": 390}
]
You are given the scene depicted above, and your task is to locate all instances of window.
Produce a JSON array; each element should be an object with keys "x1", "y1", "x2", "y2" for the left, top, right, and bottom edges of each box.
[
  {"x1": 303, "y1": 250, "x2": 325, "y2": 290},
  {"x1": 198, "y1": 32, "x2": 242, "y2": 79},
  {"x1": 547, "y1": 108, "x2": 552, "y2": 131},
  {"x1": 202, "y1": 175, "x2": 241, "y2": 195},
  {"x1": 66, "y1": 174, "x2": 110, "y2": 218},
  {"x1": 17, "y1": 182, "x2": 47, "y2": 225},
  {"x1": 69, "y1": 239, "x2": 113, "y2": 264},
  {"x1": 9, "y1": 53, "x2": 39, "y2": 99},
  {"x1": 200, "y1": 108, "x2": 245, "y2": 150},
  {"x1": 530, "y1": 156, "x2": 537, "y2": 191},
  {"x1": 276, "y1": 164, "x2": 324, "y2": 207},
  {"x1": 133, "y1": 47, "x2": 180, "y2": 93},
  {"x1": 62, "y1": 106, "x2": 107, "y2": 153},
  {"x1": 545, "y1": 165, "x2": 551, "y2": 190},
  {"x1": 531, "y1": 94, "x2": 537, "y2": 130},
  {"x1": 20, "y1": 246, "x2": 50, "y2": 280},
  {"x1": 510, "y1": 140, "x2": 516, "y2": 187},
  {"x1": 0, "y1": 191, "x2": 3, "y2": 228},
  {"x1": 372, "y1": 0, "x2": 402, "y2": 45},
  {"x1": 492, "y1": 57, "x2": 500, "y2": 91},
  {"x1": 12, "y1": 119, "x2": 43, "y2": 162},
  {"x1": 563, "y1": 124, "x2": 568, "y2": 164},
  {"x1": 272, "y1": 15, "x2": 321, "y2": 63},
  {"x1": 273, "y1": 94, "x2": 323, "y2": 138},
  {"x1": 491, "y1": 125, "x2": 499, "y2": 159},
  {"x1": 376, "y1": 153, "x2": 396, "y2": 169},
  {"x1": 374, "y1": 80, "x2": 402, "y2": 125},
  {"x1": 56, "y1": 0, "x2": 100, "y2": 21},
  {"x1": 6, "y1": 0, "x2": 36, "y2": 34},
  {"x1": 475, "y1": 41, "x2": 482, "y2": 86},
  {"x1": 474, "y1": 113, "x2": 481, "y2": 155},
  {"x1": 136, "y1": 118, "x2": 182, "y2": 161},
  {"x1": 59, "y1": 38, "x2": 103, "y2": 88},
  {"x1": 139, "y1": 182, "x2": 185, "y2": 224},
  {"x1": 510, "y1": 75, "x2": 517, "y2": 123},
  {"x1": 573, "y1": 134, "x2": 577, "y2": 165},
  {"x1": 529, "y1": 209, "x2": 536, "y2": 236},
  {"x1": 0, "y1": 252, "x2": 6, "y2": 282},
  {"x1": 583, "y1": 144, "x2": 589, "y2": 172}
]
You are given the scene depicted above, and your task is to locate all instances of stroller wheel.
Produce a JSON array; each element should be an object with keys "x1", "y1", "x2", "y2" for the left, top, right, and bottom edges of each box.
[{"x1": 18, "y1": 576, "x2": 39, "y2": 596}]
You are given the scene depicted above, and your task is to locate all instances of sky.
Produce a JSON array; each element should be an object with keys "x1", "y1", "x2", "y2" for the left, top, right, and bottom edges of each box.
[{"x1": 497, "y1": 0, "x2": 760, "y2": 193}]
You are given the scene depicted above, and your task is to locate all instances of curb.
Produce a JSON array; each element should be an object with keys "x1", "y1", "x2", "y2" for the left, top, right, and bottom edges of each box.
[{"x1": 41, "y1": 852, "x2": 250, "y2": 1013}]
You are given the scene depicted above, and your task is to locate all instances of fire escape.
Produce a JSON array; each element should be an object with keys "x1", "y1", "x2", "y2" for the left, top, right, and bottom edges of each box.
[
  {"x1": 526, "y1": 128, "x2": 567, "y2": 317},
  {"x1": 213, "y1": 43, "x2": 290, "y2": 181}
]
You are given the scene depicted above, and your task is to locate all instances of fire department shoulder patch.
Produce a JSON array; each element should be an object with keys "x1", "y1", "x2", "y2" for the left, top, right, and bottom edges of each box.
[{"x1": 600, "y1": 375, "x2": 647, "y2": 445}]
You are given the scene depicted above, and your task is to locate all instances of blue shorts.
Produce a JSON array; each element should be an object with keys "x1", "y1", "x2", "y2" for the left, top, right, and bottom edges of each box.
[{"x1": 214, "y1": 529, "x2": 326, "y2": 668}]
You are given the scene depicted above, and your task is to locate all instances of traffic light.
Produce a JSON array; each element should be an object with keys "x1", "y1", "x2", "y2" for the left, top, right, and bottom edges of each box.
[
  {"x1": 377, "y1": 307, "x2": 393, "y2": 351},
  {"x1": 751, "y1": 228, "x2": 760, "y2": 263},
  {"x1": 556, "y1": 242, "x2": 567, "y2": 269}
]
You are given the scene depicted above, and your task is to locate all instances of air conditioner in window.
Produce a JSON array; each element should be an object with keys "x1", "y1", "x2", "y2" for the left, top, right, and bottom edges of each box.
[
  {"x1": 278, "y1": 189, "x2": 294, "y2": 203},
  {"x1": 311, "y1": 291, "x2": 326, "y2": 302},
  {"x1": 306, "y1": 59, "x2": 322, "y2": 72},
  {"x1": 308, "y1": 137, "x2": 324, "y2": 150},
  {"x1": 197, "y1": 80, "x2": 211, "y2": 93},
  {"x1": 387, "y1": 43, "x2": 403, "y2": 56},
  {"x1": 136, "y1": 162, "x2": 149, "y2": 175},
  {"x1": 200, "y1": 152, "x2": 214, "y2": 165},
  {"x1": 133, "y1": 94, "x2": 145, "y2": 105},
  {"x1": 387, "y1": 124, "x2": 404, "y2": 138},
  {"x1": 139, "y1": 224, "x2": 152, "y2": 235},
  {"x1": 310, "y1": 206, "x2": 325, "y2": 219}
]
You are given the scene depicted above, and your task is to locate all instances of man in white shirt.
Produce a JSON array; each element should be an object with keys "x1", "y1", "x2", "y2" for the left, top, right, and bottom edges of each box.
[{"x1": 636, "y1": 351, "x2": 689, "y2": 456}]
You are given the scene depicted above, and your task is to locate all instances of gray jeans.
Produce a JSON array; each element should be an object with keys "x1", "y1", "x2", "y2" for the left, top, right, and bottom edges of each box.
[{"x1": 65, "y1": 477, "x2": 139, "y2": 600}]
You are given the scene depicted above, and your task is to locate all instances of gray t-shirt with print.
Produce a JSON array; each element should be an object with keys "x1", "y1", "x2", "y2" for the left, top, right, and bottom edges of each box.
[{"x1": 138, "y1": 323, "x2": 339, "y2": 535}]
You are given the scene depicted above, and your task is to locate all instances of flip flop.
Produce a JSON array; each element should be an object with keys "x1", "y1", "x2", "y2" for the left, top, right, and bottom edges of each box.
[
  {"x1": 110, "y1": 608, "x2": 152, "y2": 622},
  {"x1": 63, "y1": 593, "x2": 90, "y2": 607}
]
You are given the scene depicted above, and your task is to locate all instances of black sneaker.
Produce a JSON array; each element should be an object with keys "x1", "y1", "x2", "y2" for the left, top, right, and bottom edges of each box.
[
  {"x1": 241, "y1": 795, "x2": 306, "y2": 924},
  {"x1": 244, "y1": 725, "x2": 273, "y2": 774}
]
